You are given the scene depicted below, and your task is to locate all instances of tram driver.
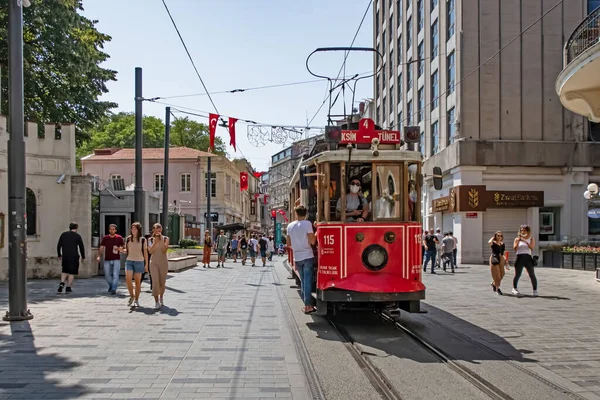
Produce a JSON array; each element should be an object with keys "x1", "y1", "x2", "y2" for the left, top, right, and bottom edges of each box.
[{"x1": 336, "y1": 176, "x2": 369, "y2": 222}]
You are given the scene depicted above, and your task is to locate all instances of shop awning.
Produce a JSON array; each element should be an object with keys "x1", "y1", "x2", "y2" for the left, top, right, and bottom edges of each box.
[{"x1": 215, "y1": 222, "x2": 246, "y2": 232}]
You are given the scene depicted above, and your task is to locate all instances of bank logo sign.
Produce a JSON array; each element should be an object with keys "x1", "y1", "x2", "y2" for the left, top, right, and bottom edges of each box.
[{"x1": 588, "y1": 209, "x2": 600, "y2": 219}]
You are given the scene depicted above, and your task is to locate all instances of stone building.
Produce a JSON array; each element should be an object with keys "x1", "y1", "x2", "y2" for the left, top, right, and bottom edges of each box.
[
  {"x1": 373, "y1": 0, "x2": 600, "y2": 263},
  {"x1": 0, "y1": 116, "x2": 93, "y2": 280},
  {"x1": 81, "y1": 147, "x2": 246, "y2": 236}
]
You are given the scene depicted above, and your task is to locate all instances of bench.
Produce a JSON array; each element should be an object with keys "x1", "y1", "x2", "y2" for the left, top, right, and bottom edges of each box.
[{"x1": 168, "y1": 255, "x2": 198, "y2": 272}]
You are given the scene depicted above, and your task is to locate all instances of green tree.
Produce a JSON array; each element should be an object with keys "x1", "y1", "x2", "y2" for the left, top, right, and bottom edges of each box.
[
  {"x1": 78, "y1": 112, "x2": 227, "y2": 159},
  {"x1": 0, "y1": 0, "x2": 117, "y2": 143},
  {"x1": 170, "y1": 116, "x2": 226, "y2": 154}
]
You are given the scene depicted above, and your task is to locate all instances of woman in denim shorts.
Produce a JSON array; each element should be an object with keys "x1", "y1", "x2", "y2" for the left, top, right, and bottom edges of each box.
[{"x1": 122, "y1": 222, "x2": 148, "y2": 308}]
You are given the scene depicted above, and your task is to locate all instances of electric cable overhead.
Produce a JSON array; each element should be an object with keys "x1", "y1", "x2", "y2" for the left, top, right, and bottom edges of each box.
[
  {"x1": 392, "y1": 0, "x2": 566, "y2": 130},
  {"x1": 306, "y1": 0, "x2": 373, "y2": 128},
  {"x1": 149, "y1": 75, "x2": 370, "y2": 101},
  {"x1": 160, "y1": 0, "x2": 254, "y2": 160}
]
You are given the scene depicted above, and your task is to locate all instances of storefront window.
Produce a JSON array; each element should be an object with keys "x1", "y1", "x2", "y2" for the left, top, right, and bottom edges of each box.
[{"x1": 539, "y1": 207, "x2": 560, "y2": 241}]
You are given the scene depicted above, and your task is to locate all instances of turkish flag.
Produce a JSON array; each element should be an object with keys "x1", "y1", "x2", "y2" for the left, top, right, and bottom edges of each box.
[
  {"x1": 228, "y1": 117, "x2": 237, "y2": 151},
  {"x1": 240, "y1": 172, "x2": 248, "y2": 191},
  {"x1": 254, "y1": 193, "x2": 260, "y2": 200},
  {"x1": 209, "y1": 113, "x2": 219, "y2": 151},
  {"x1": 253, "y1": 171, "x2": 264, "y2": 178},
  {"x1": 263, "y1": 194, "x2": 269, "y2": 205}
]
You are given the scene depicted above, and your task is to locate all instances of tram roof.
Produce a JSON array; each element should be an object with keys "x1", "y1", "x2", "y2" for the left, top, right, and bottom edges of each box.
[{"x1": 290, "y1": 148, "x2": 422, "y2": 187}]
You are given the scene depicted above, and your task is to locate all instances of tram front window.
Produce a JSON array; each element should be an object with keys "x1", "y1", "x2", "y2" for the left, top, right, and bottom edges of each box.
[
  {"x1": 336, "y1": 176, "x2": 370, "y2": 222},
  {"x1": 375, "y1": 165, "x2": 402, "y2": 219}
]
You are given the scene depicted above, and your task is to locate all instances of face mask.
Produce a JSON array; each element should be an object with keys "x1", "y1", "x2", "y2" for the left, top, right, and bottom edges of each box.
[{"x1": 350, "y1": 185, "x2": 360, "y2": 194}]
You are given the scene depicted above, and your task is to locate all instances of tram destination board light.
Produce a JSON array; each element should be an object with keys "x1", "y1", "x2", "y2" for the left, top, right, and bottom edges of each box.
[
  {"x1": 403, "y1": 126, "x2": 420, "y2": 143},
  {"x1": 325, "y1": 126, "x2": 342, "y2": 144}
]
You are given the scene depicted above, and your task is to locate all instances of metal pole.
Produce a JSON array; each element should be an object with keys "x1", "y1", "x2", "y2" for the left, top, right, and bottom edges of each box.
[
  {"x1": 206, "y1": 156, "x2": 212, "y2": 238},
  {"x1": 4, "y1": 0, "x2": 32, "y2": 321},
  {"x1": 161, "y1": 107, "x2": 170, "y2": 235},
  {"x1": 134, "y1": 67, "x2": 144, "y2": 224}
]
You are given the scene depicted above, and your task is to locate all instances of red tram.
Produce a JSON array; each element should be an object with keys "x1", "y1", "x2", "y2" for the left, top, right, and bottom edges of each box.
[{"x1": 287, "y1": 118, "x2": 442, "y2": 316}]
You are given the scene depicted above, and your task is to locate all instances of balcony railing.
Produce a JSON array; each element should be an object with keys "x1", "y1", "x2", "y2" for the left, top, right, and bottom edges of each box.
[{"x1": 565, "y1": 6, "x2": 600, "y2": 65}]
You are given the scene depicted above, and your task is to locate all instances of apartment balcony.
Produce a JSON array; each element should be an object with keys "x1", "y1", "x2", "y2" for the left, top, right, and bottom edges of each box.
[{"x1": 556, "y1": 7, "x2": 600, "y2": 122}]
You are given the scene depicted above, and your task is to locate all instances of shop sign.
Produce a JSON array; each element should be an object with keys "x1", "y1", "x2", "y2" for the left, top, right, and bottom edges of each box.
[
  {"x1": 588, "y1": 209, "x2": 600, "y2": 219},
  {"x1": 489, "y1": 191, "x2": 544, "y2": 208},
  {"x1": 432, "y1": 196, "x2": 451, "y2": 213},
  {"x1": 466, "y1": 213, "x2": 478, "y2": 218},
  {"x1": 454, "y1": 185, "x2": 487, "y2": 212}
]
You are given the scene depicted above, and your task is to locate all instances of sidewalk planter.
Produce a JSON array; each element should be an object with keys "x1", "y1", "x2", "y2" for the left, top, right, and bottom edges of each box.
[
  {"x1": 560, "y1": 252, "x2": 599, "y2": 271},
  {"x1": 542, "y1": 250, "x2": 562, "y2": 268}
]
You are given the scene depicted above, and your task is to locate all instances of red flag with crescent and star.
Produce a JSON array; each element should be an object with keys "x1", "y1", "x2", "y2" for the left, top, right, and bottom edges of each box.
[
  {"x1": 228, "y1": 117, "x2": 237, "y2": 151},
  {"x1": 253, "y1": 171, "x2": 264, "y2": 178},
  {"x1": 240, "y1": 172, "x2": 248, "y2": 191},
  {"x1": 209, "y1": 113, "x2": 219, "y2": 151},
  {"x1": 263, "y1": 194, "x2": 269, "y2": 205}
]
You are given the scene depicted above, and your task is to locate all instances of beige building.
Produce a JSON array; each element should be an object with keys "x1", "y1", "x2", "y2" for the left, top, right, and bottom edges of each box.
[
  {"x1": 374, "y1": 0, "x2": 600, "y2": 263},
  {"x1": 81, "y1": 147, "x2": 259, "y2": 236},
  {"x1": 0, "y1": 116, "x2": 93, "y2": 280}
]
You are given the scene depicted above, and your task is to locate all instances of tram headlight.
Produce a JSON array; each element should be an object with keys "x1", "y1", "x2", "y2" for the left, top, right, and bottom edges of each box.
[{"x1": 361, "y1": 244, "x2": 388, "y2": 271}]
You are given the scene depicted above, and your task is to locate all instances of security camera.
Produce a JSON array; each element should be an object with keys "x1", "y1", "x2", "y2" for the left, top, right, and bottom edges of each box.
[{"x1": 57, "y1": 174, "x2": 66, "y2": 184}]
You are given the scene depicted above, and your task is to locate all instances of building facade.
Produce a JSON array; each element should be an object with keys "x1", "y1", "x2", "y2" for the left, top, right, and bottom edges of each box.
[
  {"x1": 267, "y1": 138, "x2": 317, "y2": 235},
  {"x1": 374, "y1": 0, "x2": 600, "y2": 263},
  {"x1": 233, "y1": 159, "x2": 262, "y2": 233},
  {"x1": 81, "y1": 147, "x2": 246, "y2": 235},
  {"x1": 0, "y1": 117, "x2": 93, "y2": 280}
]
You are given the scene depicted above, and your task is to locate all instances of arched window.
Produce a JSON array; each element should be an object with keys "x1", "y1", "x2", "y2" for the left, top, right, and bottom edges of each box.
[{"x1": 26, "y1": 188, "x2": 37, "y2": 236}]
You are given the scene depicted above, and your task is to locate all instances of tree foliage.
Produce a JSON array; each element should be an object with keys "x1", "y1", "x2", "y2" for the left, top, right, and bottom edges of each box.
[
  {"x1": 0, "y1": 0, "x2": 117, "y2": 142},
  {"x1": 78, "y1": 112, "x2": 227, "y2": 158}
]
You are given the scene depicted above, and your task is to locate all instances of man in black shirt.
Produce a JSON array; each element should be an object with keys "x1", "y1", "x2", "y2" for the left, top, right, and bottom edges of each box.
[
  {"x1": 56, "y1": 222, "x2": 85, "y2": 293},
  {"x1": 422, "y1": 232, "x2": 439, "y2": 274}
]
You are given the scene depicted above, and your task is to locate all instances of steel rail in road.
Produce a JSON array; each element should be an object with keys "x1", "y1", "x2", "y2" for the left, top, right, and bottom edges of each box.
[
  {"x1": 327, "y1": 317, "x2": 404, "y2": 400},
  {"x1": 380, "y1": 312, "x2": 515, "y2": 400}
]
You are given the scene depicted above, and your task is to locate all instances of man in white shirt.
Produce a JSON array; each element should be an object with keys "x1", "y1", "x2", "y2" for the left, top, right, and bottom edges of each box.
[{"x1": 287, "y1": 204, "x2": 317, "y2": 314}]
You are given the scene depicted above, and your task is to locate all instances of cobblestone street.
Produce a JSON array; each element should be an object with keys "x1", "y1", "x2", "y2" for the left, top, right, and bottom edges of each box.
[{"x1": 0, "y1": 262, "x2": 310, "y2": 400}]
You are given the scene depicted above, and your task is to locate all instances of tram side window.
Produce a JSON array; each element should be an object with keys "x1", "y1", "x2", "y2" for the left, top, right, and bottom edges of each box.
[
  {"x1": 407, "y1": 163, "x2": 419, "y2": 222},
  {"x1": 328, "y1": 164, "x2": 341, "y2": 221},
  {"x1": 307, "y1": 167, "x2": 318, "y2": 223},
  {"x1": 375, "y1": 165, "x2": 402, "y2": 219}
]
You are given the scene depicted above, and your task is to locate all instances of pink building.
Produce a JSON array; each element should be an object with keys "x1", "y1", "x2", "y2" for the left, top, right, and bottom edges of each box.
[{"x1": 81, "y1": 147, "x2": 249, "y2": 230}]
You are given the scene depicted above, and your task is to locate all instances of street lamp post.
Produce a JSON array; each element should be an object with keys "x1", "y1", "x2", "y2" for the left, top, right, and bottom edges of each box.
[{"x1": 4, "y1": 0, "x2": 33, "y2": 322}]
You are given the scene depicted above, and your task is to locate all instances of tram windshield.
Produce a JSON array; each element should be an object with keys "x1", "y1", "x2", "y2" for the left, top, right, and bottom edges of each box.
[{"x1": 320, "y1": 161, "x2": 421, "y2": 223}]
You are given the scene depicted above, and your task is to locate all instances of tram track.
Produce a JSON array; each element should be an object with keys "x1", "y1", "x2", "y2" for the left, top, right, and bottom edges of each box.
[
  {"x1": 326, "y1": 316, "x2": 404, "y2": 400},
  {"x1": 379, "y1": 312, "x2": 515, "y2": 400},
  {"x1": 328, "y1": 312, "x2": 518, "y2": 400}
]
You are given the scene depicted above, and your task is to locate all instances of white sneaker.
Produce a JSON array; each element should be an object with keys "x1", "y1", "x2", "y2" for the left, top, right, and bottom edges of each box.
[
  {"x1": 134, "y1": 300, "x2": 140, "y2": 307},
  {"x1": 533, "y1": 290, "x2": 538, "y2": 297},
  {"x1": 127, "y1": 297, "x2": 134, "y2": 306},
  {"x1": 512, "y1": 288, "x2": 520, "y2": 295},
  {"x1": 154, "y1": 301, "x2": 161, "y2": 310}
]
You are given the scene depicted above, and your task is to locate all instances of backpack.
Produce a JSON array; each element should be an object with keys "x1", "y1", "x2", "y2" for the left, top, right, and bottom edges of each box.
[
  {"x1": 259, "y1": 238, "x2": 266, "y2": 248},
  {"x1": 241, "y1": 239, "x2": 247, "y2": 250}
]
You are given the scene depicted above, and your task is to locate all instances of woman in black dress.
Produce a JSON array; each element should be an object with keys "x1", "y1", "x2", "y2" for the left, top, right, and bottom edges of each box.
[{"x1": 488, "y1": 231, "x2": 506, "y2": 295}]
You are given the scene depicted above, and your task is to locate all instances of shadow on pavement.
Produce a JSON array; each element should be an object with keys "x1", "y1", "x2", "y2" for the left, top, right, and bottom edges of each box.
[
  {"x1": 0, "y1": 321, "x2": 89, "y2": 398},
  {"x1": 503, "y1": 293, "x2": 570, "y2": 300},
  {"x1": 306, "y1": 306, "x2": 538, "y2": 365}
]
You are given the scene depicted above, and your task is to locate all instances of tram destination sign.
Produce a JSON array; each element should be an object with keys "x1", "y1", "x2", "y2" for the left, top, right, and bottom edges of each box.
[{"x1": 340, "y1": 118, "x2": 401, "y2": 145}]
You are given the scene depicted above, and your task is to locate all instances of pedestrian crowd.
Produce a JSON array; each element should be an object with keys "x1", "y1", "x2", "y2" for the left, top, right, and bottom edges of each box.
[
  {"x1": 55, "y1": 221, "x2": 283, "y2": 310},
  {"x1": 420, "y1": 225, "x2": 539, "y2": 296}
]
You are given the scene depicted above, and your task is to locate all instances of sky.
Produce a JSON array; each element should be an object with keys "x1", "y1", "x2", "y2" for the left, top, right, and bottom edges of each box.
[{"x1": 81, "y1": 0, "x2": 374, "y2": 171}]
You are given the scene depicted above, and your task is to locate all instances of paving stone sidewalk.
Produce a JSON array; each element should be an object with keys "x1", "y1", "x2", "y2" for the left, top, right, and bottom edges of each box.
[
  {"x1": 420, "y1": 264, "x2": 600, "y2": 400},
  {"x1": 0, "y1": 260, "x2": 311, "y2": 399}
]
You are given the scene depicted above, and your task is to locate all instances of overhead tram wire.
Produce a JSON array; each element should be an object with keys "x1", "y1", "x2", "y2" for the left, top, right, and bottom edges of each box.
[
  {"x1": 391, "y1": 0, "x2": 567, "y2": 131},
  {"x1": 160, "y1": 0, "x2": 252, "y2": 160},
  {"x1": 146, "y1": 71, "x2": 374, "y2": 102},
  {"x1": 306, "y1": 0, "x2": 373, "y2": 128}
]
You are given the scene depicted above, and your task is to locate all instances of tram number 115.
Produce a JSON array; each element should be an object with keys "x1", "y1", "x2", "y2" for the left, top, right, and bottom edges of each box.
[{"x1": 323, "y1": 235, "x2": 335, "y2": 245}]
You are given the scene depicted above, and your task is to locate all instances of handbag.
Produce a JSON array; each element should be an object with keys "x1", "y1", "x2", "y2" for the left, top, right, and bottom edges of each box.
[
  {"x1": 532, "y1": 255, "x2": 539, "y2": 267},
  {"x1": 491, "y1": 254, "x2": 500, "y2": 265}
]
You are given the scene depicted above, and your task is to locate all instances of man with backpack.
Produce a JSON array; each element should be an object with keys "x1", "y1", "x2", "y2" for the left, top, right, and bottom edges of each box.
[
  {"x1": 239, "y1": 235, "x2": 248, "y2": 266},
  {"x1": 423, "y1": 231, "x2": 439, "y2": 274}
]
